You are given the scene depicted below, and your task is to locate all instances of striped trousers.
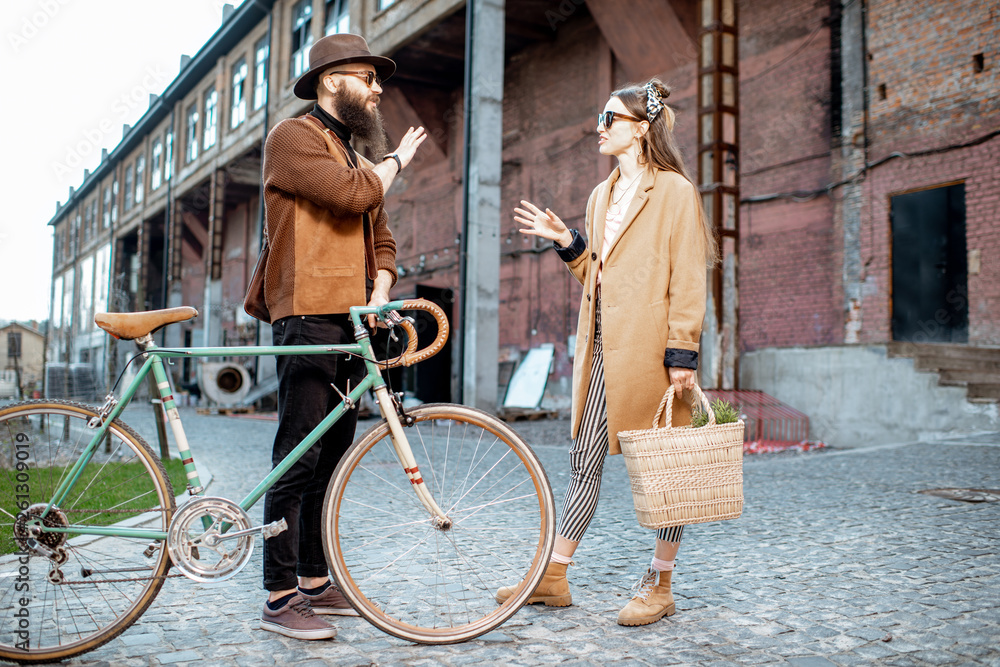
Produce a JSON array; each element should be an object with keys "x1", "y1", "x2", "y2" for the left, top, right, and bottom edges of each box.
[{"x1": 557, "y1": 297, "x2": 684, "y2": 544}]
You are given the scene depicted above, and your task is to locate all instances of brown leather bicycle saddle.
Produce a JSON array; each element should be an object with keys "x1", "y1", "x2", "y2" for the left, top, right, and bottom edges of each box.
[{"x1": 95, "y1": 307, "x2": 198, "y2": 340}]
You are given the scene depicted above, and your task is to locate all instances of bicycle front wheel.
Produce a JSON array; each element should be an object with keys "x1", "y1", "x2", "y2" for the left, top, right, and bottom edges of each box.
[
  {"x1": 0, "y1": 401, "x2": 175, "y2": 664},
  {"x1": 322, "y1": 403, "x2": 555, "y2": 644}
]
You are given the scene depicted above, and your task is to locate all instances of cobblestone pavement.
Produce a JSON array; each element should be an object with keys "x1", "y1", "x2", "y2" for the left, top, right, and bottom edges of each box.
[{"x1": 23, "y1": 404, "x2": 1000, "y2": 666}]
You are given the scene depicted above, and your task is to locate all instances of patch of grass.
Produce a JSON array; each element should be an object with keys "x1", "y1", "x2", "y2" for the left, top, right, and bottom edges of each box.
[{"x1": 1, "y1": 456, "x2": 187, "y2": 555}]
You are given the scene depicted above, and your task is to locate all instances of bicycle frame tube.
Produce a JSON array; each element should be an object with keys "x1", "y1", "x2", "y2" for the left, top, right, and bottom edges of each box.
[{"x1": 40, "y1": 300, "x2": 452, "y2": 540}]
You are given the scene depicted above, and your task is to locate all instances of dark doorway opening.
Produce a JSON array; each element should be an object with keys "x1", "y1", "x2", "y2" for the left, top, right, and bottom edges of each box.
[
  {"x1": 371, "y1": 285, "x2": 454, "y2": 404},
  {"x1": 412, "y1": 285, "x2": 454, "y2": 403},
  {"x1": 890, "y1": 183, "x2": 968, "y2": 343}
]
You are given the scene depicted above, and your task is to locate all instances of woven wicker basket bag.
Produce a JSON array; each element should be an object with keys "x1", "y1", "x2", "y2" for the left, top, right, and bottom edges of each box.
[{"x1": 617, "y1": 385, "x2": 744, "y2": 529}]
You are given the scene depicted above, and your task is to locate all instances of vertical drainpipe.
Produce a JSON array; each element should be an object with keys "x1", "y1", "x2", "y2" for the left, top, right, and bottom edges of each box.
[
  {"x1": 457, "y1": 0, "x2": 475, "y2": 405},
  {"x1": 161, "y1": 107, "x2": 175, "y2": 345},
  {"x1": 253, "y1": 7, "x2": 273, "y2": 381},
  {"x1": 860, "y1": 0, "x2": 869, "y2": 167}
]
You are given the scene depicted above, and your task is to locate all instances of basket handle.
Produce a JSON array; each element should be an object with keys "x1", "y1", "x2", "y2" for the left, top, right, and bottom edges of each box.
[{"x1": 652, "y1": 384, "x2": 714, "y2": 429}]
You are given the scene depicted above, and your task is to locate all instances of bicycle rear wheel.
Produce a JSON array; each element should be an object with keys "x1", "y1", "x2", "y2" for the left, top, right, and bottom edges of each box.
[
  {"x1": 322, "y1": 403, "x2": 555, "y2": 644},
  {"x1": 0, "y1": 401, "x2": 175, "y2": 664}
]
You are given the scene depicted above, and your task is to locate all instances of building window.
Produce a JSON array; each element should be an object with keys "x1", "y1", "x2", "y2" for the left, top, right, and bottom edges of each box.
[
  {"x1": 186, "y1": 103, "x2": 199, "y2": 163},
  {"x1": 79, "y1": 255, "x2": 94, "y2": 333},
  {"x1": 254, "y1": 36, "x2": 269, "y2": 110},
  {"x1": 151, "y1": 138, "x2": 163, "y2": 190},
  {"x1": 135, "y1": 154, "x2": 145, "y2": 204},
  {"x1": 102, "y1": 185, "x2": 112, "y2": 228},
  {"x1": 290, "y1": 0, "x2": 313, "y2": 79},
  {"x1": 89, "y1": 199, "x2": 98, "y2": 239},
  {"x1": 7, "y1": 332, "x2": 22, "y2": 360},
  {"x1": 82, "y1": 201, "x2": 91, "y2": 243},
  {"x1": 52, "y1": 275, "x2": 63, "y2": 328},
  {"x1": 165, "y1": 129, "x2": 174, "y2": 180},
  {"x1": 111, "y1": 177, "x2": 119, "y2": 224},
  {"x1": 62, "y1": 270, "x2": 74, "y2": 331},
  {"x1": 53, "y1": 231, "x2": 61, "y2": 264},
  {"x1": 231, "y1": 57, "x2": 248, "y2": 129},
  {"x1": 325, "y1": 0, "x2": 349, "y2": 35},
  {"x1": 124, "y1": 164, "x2": 134, "y2": 212},
  {"x1": 203, "y1": 86, "x2": 218, "y2": 150},
  {"x1": 378, "y1": 0, "x2": 395, "y2": 10}
]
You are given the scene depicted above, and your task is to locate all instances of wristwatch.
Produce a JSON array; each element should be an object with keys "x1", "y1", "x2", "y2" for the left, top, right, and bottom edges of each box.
[{"x1": 383, "y1": 153, "x2": 402, "y2": 174}]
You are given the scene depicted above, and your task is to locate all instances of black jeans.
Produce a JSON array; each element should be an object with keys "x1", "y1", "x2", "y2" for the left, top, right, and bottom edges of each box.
[{"x1": 263, "y1": 314, "x2": 364, "y2": 591}]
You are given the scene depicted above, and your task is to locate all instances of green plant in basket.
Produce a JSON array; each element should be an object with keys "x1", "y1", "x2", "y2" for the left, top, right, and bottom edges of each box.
[{"x1": 691, "y1": 398, "x2": 741, "y2": 427}]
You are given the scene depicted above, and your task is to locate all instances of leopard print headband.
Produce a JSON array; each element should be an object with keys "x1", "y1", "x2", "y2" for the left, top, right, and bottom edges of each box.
[{"x1": 645, "y1": 81, "x2": 664, "y2": 122}]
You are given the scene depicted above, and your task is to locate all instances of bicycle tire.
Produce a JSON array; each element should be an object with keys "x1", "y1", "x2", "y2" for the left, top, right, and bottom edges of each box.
[
  {"x1": 321, "y1": 403, "x2": 556, "y2": 644},
  {"x1": 0, "y1": 400, "x2": 175, "y2": 664}
]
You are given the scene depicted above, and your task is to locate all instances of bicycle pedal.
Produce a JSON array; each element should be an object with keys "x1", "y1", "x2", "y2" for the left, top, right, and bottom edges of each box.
[{"x1": 261, "y1": 518, "x2": 288, "y2": 540}]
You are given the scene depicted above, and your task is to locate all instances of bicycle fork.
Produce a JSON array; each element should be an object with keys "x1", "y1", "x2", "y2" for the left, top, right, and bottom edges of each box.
[{"x1": 373, "y1": 386, "x2": 452, "y2": 530}]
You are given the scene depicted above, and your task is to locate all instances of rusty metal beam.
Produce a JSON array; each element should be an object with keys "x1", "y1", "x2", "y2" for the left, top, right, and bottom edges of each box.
[{"x1": 698, "y1": 0, "x2": 740, "y2": 389}]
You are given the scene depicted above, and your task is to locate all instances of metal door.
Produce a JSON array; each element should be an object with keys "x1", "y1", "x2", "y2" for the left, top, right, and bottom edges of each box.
[{"x1": 890, "y1": 183, "x2": 968, "y2": 343}]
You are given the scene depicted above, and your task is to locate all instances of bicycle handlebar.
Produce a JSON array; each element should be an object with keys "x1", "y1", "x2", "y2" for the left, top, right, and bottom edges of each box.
[{"x1": 378, "y1": 299, "x2": 450, "y2": 369}]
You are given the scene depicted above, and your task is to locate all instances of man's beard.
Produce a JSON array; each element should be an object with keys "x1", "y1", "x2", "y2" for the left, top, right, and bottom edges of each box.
[{"x1": 333, "y1": 87, "x2": 388, "y2": 159}]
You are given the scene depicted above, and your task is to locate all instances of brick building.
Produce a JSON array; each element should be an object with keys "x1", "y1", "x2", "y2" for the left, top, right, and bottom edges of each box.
[{"x1": 47, "y1": 0, "x2": 999, "y2": 442}]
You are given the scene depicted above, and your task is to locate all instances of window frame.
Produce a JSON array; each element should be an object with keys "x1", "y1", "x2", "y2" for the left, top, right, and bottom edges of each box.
[
  {"x1": 102, "y1": 184, "x2": 112, "y2": 228},
  {"x1": 290, "y1": 0, "x2": 314, "y2": 79},
  {"x1": 254, "y1": 36, "x2": 269, "y2": 111},
  {"x1": 231, "y1": 57, "x2": 248, "y2": 129},
  {"x1": 151, "y1": 137, "x2": 163, "y2": 190},
  {"x1": 186, "y1": 103, "x2": 199, "y2": 163},
  {"x1": 123, "y1": 164, "x2": 134, "y2": 212},
  {"x1": 135, "y1": 154, "x2": 145, "y2": 204},
  {"x1": 203, "y1": 85, "x2": 218, "y2": 150},
  {"x1": 325, "y1": 0, "x2": 350, "y2": 35},
  {"x1": 164, "y1": 129, "x2": 174, "y2": 180}
]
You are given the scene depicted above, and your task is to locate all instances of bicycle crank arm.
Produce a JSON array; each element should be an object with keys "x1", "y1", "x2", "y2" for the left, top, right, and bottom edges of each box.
[{"x1": 202, "y1": 518, "x2": 288, "y2": 546}]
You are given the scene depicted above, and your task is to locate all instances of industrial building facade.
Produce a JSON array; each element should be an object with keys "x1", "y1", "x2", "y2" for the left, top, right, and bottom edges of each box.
[{"x1": 47, "y1": 0, "x2": 999, "y2": 441}]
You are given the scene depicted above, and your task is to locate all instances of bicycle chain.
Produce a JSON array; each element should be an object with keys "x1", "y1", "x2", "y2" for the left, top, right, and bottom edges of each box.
[
  {"x1": 61, "y1": 507, "x2": 169, "y2": 514},
  {"x1": 56, "y1": 572, "x2": 185, "y2": 585}
]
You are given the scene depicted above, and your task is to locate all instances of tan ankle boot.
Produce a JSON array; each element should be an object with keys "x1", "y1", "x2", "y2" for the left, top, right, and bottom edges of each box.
[
  {"x1": 617, "y1": 568, "x2": 675, "y2": 626},
  {"x1": 495, "y1": 560, "x2": 572, "y2": 607}
]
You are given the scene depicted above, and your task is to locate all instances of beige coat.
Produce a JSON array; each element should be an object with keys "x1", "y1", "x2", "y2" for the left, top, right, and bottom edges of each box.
[{"x1": 566, "y1": 167, "x2": 707, "y2": 454}]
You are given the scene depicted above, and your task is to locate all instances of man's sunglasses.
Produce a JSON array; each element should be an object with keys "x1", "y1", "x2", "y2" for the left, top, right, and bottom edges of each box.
[
  {"x1": 329, "y1": 70, "x2": 382, "y2": 88},
  {"x1": 598, "y1": 110, "x2": 641, "y2": 128}
]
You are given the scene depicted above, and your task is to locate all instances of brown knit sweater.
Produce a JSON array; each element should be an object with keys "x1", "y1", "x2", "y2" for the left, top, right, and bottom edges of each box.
[{"x1": 260, "y1": 116, "x2": 397, "y2": 322}]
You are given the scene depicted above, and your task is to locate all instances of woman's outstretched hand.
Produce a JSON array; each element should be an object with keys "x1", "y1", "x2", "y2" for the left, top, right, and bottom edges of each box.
[{"x1": 515, "y1": 200, "x2": 574, "y2": 248}]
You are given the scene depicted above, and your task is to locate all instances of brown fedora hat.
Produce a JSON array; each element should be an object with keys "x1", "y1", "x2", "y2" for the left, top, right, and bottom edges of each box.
[{"x1": 293, "y1": 34, "x2": 396, "y2": 100}]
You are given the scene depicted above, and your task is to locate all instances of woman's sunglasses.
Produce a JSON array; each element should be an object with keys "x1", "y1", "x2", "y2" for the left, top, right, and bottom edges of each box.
[{"x1": 598, "y1": 110, "x2": 642, "y2": 129}]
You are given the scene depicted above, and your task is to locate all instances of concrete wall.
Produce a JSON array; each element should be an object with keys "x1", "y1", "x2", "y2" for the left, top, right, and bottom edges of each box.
[{"x1": 741, "y1": 345, "x2": 1000, "y2": 447}]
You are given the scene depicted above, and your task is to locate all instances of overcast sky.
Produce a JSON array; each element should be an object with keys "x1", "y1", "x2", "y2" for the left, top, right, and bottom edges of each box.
[{"x1": 0, "y1": 0, "x2": 249, "y2": 322}]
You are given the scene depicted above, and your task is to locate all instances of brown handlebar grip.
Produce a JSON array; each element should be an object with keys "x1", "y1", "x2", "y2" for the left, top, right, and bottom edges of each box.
[
  {"x1": 397, "y1": 299, "x2": 450, "y2": 367},
  {"x1": 381, "y1": 317, "x2": 420, "y2": 369}
]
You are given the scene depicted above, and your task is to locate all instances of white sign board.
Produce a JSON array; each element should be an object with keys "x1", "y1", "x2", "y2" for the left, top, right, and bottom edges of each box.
[{"x1": 503, "y1": 343, "x2": 554, "y2": 409}]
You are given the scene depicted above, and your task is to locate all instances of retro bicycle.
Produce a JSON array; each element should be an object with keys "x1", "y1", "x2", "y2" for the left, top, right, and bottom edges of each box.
[{"x1": 0, "y1": 300, "x2": 555, "y2": 663}]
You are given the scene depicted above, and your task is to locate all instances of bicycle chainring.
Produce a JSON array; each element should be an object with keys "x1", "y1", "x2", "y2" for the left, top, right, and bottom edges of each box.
[{"x1": 166, "y1": 497, "x2": 255, "y2": 583}]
